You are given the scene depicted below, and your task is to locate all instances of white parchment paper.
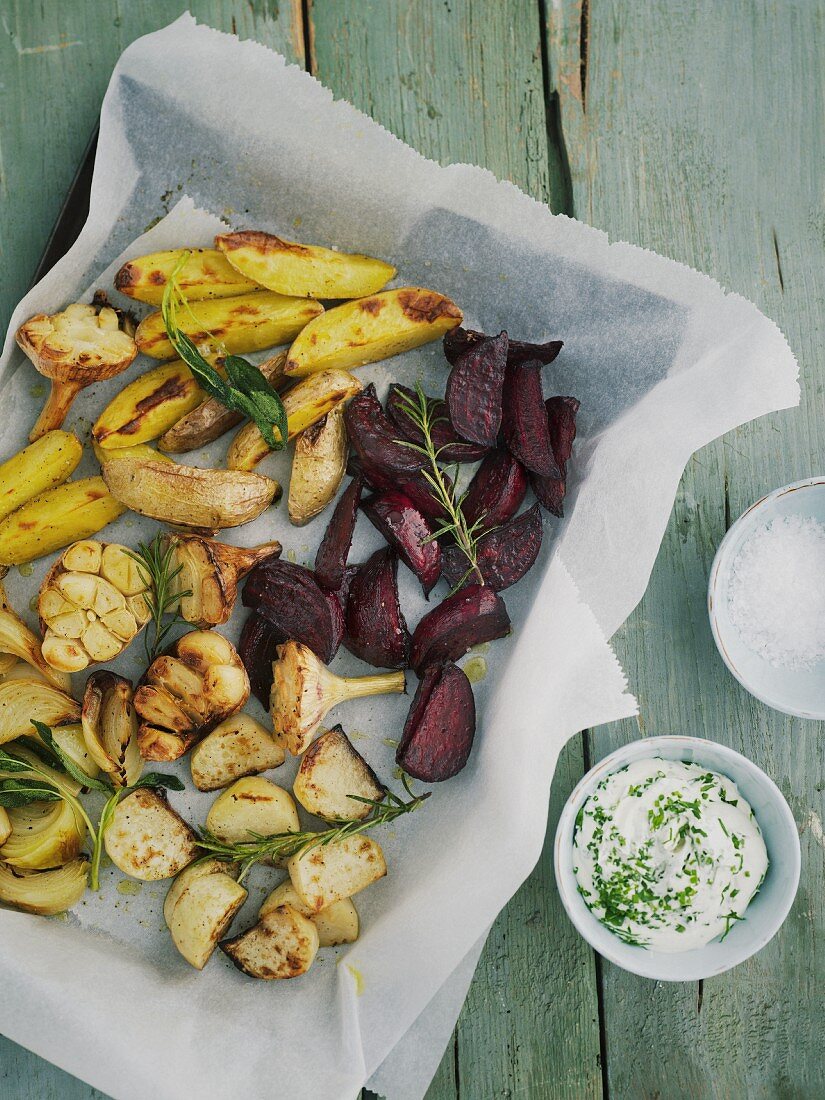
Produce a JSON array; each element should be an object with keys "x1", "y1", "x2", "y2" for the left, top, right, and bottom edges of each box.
[{"x1": 0, "y1": 15, "x2": 799, "y2": 1100}]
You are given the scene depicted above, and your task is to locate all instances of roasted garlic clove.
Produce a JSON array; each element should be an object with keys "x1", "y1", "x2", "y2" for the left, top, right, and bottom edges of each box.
[
  {"x1": 81, "y1": 671, "x2": 141, "y2": 787},
  {"x1": 167, "y1": 535, "x2": 281, "y2": 628}
]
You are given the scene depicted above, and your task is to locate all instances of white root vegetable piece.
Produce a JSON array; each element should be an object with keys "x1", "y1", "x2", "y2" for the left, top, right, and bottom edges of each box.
[
  {"x1": 220, "y1": 903, "x2": 319, "y2": 979},
  {"x1": 205, "y1": 777, "x2": 299, "y2": 845},
  {"x1": 287, "y1": 835, "x2": 387, "y2": 913},
  {"x1": 104, "y1": 788, "x2": 197, "y2": 881},
  {"x1": 164, "y1": 860, "x2": 247, "y2": 970},
  {"x1": 190, "y1": 714, "x2": 284, "y2": 792},
  {"x1": 0, "y1": 858, "x2": 89, "y2": 915},
  {"x1": 259, "y1": 879, "x2": 359, "y2": 947},
  {"x1": 292, "y1": 725, "x2": 384, "y2": 822},
  {"x1": 0, "y1": 798, "x2": 85, "y2": 870},
  {"x1": 0, "y1": 678, "x2": 80, "y2": 746}
]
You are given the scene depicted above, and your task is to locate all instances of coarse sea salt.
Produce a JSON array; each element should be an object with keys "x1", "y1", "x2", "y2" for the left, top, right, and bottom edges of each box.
[{"x1": 728, "y1": 514, "x2": 825, "y2": 669}]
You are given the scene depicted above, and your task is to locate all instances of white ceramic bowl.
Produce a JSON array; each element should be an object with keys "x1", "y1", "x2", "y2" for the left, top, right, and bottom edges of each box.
[
  {"x1": 554, "y1": 736, "x2": 800, "y2": 981},
  {"x1": 708, "y1": 476, "x2": 825, "y2": 719}
]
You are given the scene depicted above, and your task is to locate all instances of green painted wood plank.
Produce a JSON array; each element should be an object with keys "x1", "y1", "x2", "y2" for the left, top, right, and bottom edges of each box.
[{"x1": 544, "y1": 1, "x2": 825, "y2": 1097}]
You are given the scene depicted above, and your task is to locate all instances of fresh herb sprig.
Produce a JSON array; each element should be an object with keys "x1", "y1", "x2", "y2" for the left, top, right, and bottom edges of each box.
[
  {"x1": 126, "y1": 532, "x2": 191, "y2": 664},
  {"x1": 162, "y1": 253, "x2": 288, "y2": 450},
  {"x1": 392, "y1": 383, "x2": 486, "y2": 586},
  {"x1": 196, "y1": 773, "x2": 430, "y2": 884}
]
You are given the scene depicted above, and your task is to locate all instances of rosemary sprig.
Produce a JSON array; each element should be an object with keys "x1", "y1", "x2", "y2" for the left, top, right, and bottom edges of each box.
[
  {"x1": 392, "y1": 383, "x2": 486, "y2": 586},
  {"x1": 196, "y1": 773, "x2": 430, "y2": 884},
  {"x1": 126, "y1": 532, "x2": 191, "y2": 664}
]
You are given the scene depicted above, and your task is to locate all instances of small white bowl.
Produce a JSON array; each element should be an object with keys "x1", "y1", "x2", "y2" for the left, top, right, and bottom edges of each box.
[
  {"x1": 708, "y1": 476, "x2": 825, "y2": 719},
  {"x1": 554, "y1": 736, "x2": 800, "y2": 981}
]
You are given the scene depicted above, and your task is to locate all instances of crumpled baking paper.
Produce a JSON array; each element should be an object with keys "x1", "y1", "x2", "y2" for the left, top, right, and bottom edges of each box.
[{"x1": 0, "y1": 15, "x2": 798, "y2": 1100}]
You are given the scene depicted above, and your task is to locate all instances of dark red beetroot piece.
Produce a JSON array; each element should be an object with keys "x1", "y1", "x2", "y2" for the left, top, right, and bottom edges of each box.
[
  {"x1": 387, "y1": 385, "x2": 489, "y2": 463},
  {"x1": 445, "y1": 331, "x2": 508, "y2": 447},
  {"x1": 461, "y1": 448, "x2": 528, "y2": 532},
  {"x1": 362, "y1": 489, "x2": 442, "y2": 597},
  {"x1": 344, "y1": 383, "x2": 427, "y2": 478},
  {"x1": 396, "y1": 662, "x2": 476, "y2": 782},
  {"x1": 442, "y1": 504, "x2": 543, "y2": 591},
  {"x1": 410, "y1": 584, "x2": 511, "y2": 671},
  {"x1": 238, "y1": 613, "x2": 285, "y2": 707},
  {"x1": 348, "y1": 452, "x2": 451, "y2": 524},
  {"x1": 501, "y1": 359, "x2": 560, "y2": 478},
  {"x1": 242, "y1": 559, "x2": 337, "y2": 664},
  {"x1": 531, "y1": 396, "x2": 580, "y2": 517},
  {"x1": 345, "y1": 548, "x2": 411, "y2": 669},
  {"x1": 321, "y1": 587, "x2": 346, "y2": 657},
  {"x1": 314, "y1": 476, "x2": 363, "y2": 589},
  {"x1": 444, "y1": 327, "x2": 563, "y2": 368}
]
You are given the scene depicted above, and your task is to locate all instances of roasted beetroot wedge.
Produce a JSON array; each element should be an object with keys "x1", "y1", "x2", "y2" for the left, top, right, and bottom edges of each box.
[
  {"x1": 362, "y1": 489, "x2": 442, "y2": 597},
  {"x1": 396, "y1": 662, "x2": 476, "y2": 781},
  {"x1": 321, "y1": 586, "x2": 346, "y2": 658},
  {"x1": 461, "y1": 448, "x2": 528, "y2": 532},
  {"x1": 445, "y1": 331, "x2": 508, "y2": 447},
  {"x1": 501, "y1": 359, "x2": 560, "y2": 478},
  {"x1": 345, "y1": 383, "x2": 426, "y2": 478},
  {"x1": 242, "y1": 559, "x2": 337, "y2": 663},
  {"x1": 350, "y1": 452, "x2": 451, "y2": 524},
  {"x1": 314, "y1": 475, "x2": 363, "y2": 590},
  {"x1": 531, "y1": 396, "x2": 580, "y2": 517},
  {"x1": 238, "y1": 612, "x2": 286, "y2": 707},
  {"x1": 387, "y1": 385, "x2": 489, "y2": 463},
  {"x1": 345, "y1": 548, "x2": 411, "y2": 669},
  {"x1": 444, "y1": 327, "x2": 563, "y2": 367},
  {"x1": 442, "y1": 504, "x2": 543, "y2": 591},
  {"x1": 410, "y1": 584, "x2": 511, "y2": 671}
]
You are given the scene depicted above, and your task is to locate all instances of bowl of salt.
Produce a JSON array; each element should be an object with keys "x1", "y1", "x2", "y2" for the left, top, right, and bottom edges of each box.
[{"x1": 709, "y1": 476, "x2": 825, "y2": 718}]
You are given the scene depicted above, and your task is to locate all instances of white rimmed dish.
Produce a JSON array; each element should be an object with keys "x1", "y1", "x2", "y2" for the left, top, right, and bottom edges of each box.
[
  {"x1": 708, "y1": 476, "x2": 825, "y2": 719},
  {"x1": 554, "y1": 735, "x2": 800, "y2": 981}
]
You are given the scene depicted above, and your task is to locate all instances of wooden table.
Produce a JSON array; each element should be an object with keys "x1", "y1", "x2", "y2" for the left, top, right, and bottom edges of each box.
[{"x1": 1, "y1": 2, "x2": 822, "y2": 1097}]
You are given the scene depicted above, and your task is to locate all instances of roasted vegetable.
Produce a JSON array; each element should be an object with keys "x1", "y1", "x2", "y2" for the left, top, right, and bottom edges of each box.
[
  {"x1": 501, "y1": 360, "x2": 559, "y2": 477},
  {"x1": 397, "y1": 662, "x2": 476, "y2": 781},
  {"x1": 285, "y1": 288, "x2": 462, "y2": 377},
  {"x1": 38, "y1": 540, "x2": 150, "y2": 672},
  {"x1": 134, "y1": 630, "x2": 250, "y2": 761},
  {"x1": 531, "y1": 396, "x2": 580, "y2": 517},
  {"x1": 441, "y1": 504, "x2": 543, "y2": 591},
  {"x1": 287, "y1": 835, "x2": 387, "y2": 912},
  {"x1": 444, "y1": 327, "x2": 563, "y2": 368},
  {"x1": 0, "y1": 743, "x2": 82, "y2": 799},
  {"x1": 242, "y1": 559, "x2": 339, "y2": 665},
  {"x1": 293, "y1": 725, "x2": 384, "y2": 822},
  {"x1": 270, "y1": 641, "x2": 406, "y2": 755},
  {"x1": 344, "y1": 383, "x2": 426, "y2": 478},
  {"x1": 0, "y1": 678, "x2": 80, "y2": 746},
  {"x1": 314, "y1": 476, "x2": 363, "y2": 590},
  {"x1": 158, "y1": 351, "x2": 289, "y2": 454},
  {"x1": 0, "y1": 478, "x2": 126, "y2": 567},
  {"x1": 386, "y1": 385, "x2": 489, "y2": 463},
  {"x1": 17, "y1": 301, "x2": 137, "y2": 440},
  {"x1": 48, "y1": 722, "x2": 101, "y2": 780},
  {"x1": 288, "y1": 407, "x2": 348, "y2": 526},
  {"x1": 0, "y1": 858, "x2": 89, "y2": 915},
  {"x1": 0, "y1": 808, "x2": 9, "y2": 846},
  {"x1": 190, "y1": 714, "x2": 284, "y2": 792},
  {"x1": 238, "y1": 613, "x2": 285, "y2": 708},
  {"x1": 167, "y1": 535, "x2": 281, "y2": 628},
  {"x1": 410, "y1": 585, "x2": 511, "y2": 671},
  {"x1": 134, "y1": 291, "x2": 323, "y2": 360},
  {"x1": 0, "y1": 582, "x2": 70, "y2": 690},
  {"x1": 322, "y1": 583, "x2": 347, "y2": 658},
  {"x1": 104, "y1": 788, "x2": 197, "y2": 880},
  {"x1": 362, "y1": 489, "x2": 442, "y2": 597},
  {"x1": 164, "y1": 859, "x2": 247, "y2": 970},
  {"x1": 445, "y1": 330, "x2": 508, "y2": 447},
  {"x1": 205, "y1": 777, "x2": 299, "y2": 844},
  {"x1": 101, "y1": 456, "x2": 279, "y2": 531},
  {"x1": 115, "y1": 248, "x2": 261, "y2": 305},
  {"x1": 81, "y1": 671, "x2": 141, "y2": 787},
  {"x1": 226, "y1": 368, "x2": 362, "y2": 472},
  {"x1": 259, "y1": 880, "x2": 359, "y2": 947},
  {"x1": 0, "y1": 798, "x2": 85, "y2": 870},
  {"x1": 0, "y1": 430, "x2": 82, "y2": 522},
  {"x1": 93, "y1": 360, "x2": 205, "y2": 449},
  {"x1": 345, "y1": 549, "x2": 410, "y2": 668},
  {"x1": 221, "y1": 903, "x2": 319, "y2": 979},
  {"x1": 215, "y1": 231, "x2": 396, "y2": 300},
  {"x1": 461, "y1": 448, "x2": 528, "y2": 532}
]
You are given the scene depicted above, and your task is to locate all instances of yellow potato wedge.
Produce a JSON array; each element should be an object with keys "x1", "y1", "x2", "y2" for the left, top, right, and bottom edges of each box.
[
  {"x1": 134, "y1": 291, "x2": 323, "y2": 360},
  {"x1": 103, "y1": 788, "x2": 197, "y2": 881},
  {"x1": 288, "y1": 407, "x2": 348, "y2": 526},
  {"x1": 0, "y1": 858, "x2": 89, "y2": 915},
  {"x1": 293, "y1": 726, "x2": 385, "y2": 822},
  {"x1": 93, "y1": 360, "x2": 205, "y2": 449},
  {"x1": 0, "y1": 478, "x2": 126, "y2": 566},
  {"x1": 190, "y1": 714, "x2": 285, "y2": 792},
  {"x1": 215, "y1": 231, "x2": 396, "y2": 300},
  {"x1": 259, "y1": 879, "x2": 359, "y2": 947},
  {"x1": 0, "y1": 797, "x2": 85, "y2": 870},
  {"x1": 226, "y1": 368, "x2": 362, "y2": 472},
  {"x1": 164, "y1": 861, "x2": 247, "y2": 970},
  {"x1": 0, "y1": 678, "x2": 80, "y2": 745},
  {"x1": 284, "y1": 287, "x2": 462, "y2": 377},
  {"x1": 115, "y1": 248, "x2": 261, "y2": 306},
  {"x1": 205, "y1": 776, "x2": 299, "y2": 845},
  {"x1": 287, "y1": 835, "x2": 387, "y2": 912},
  {"x1": 220, "y1": 903, "x2": 319, "y2": 979},
  {"x1": 0, "y1": 430, "x2": 82, "y2": 522}
]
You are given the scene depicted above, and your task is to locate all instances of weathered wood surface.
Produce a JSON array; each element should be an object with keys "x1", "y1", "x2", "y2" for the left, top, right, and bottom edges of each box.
[{"x1": 0, "y1": 1, "x2": 822, "y2": 1098}]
